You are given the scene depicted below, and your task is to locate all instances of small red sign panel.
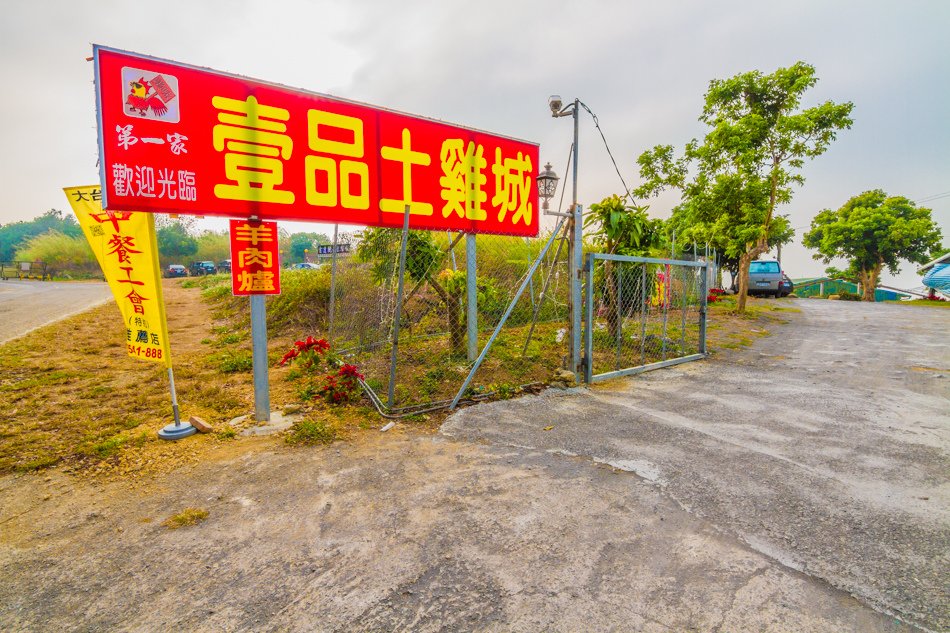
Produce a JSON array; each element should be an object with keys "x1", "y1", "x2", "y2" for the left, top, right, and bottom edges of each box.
[
  {"x1": 95, "y1": 46, "x2": 540, "y2": 237},
  {"x1": 229, "y1": 220, "x2": 281, "y2": 296}
]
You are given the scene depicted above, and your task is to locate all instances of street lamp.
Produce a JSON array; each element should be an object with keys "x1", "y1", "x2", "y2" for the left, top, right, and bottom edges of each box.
[
  {"x1": 549, "y1": 95, "x2": 579, "y2": 213},
  {"x1": 536, "y1": 162, "x2": 559, "y2": 212}
]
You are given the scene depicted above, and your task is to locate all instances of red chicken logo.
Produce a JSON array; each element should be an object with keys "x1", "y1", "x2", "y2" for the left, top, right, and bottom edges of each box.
[{"x1": 125, "y1": 77, "x2": 168, "y2": 117}]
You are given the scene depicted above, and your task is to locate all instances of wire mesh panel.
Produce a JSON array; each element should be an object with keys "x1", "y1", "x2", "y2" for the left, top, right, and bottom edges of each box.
[
  {"x1": 324, "y1": 226, "x2": 572, "y2": 414},
  {"x1": 460, "y1": 228, "x2": 572, "y2": 402},
  {"x1": 275, "y1": 229, "x2": 706, "y2": 411},
  {"x1": 584, "y1": 253, "x2": 707, "y2": 382}
]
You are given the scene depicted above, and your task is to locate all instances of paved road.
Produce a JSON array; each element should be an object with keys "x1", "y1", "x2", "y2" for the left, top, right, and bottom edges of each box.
[
  {"x1": 0, "y1": 280, "x2": 112, "y2": 344},
  {"x1": 444, "y1": 300, "x2": 950, "y2": 631}
]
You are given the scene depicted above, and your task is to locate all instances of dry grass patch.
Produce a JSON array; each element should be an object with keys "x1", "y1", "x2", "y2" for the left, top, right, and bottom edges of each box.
[
  {"x1": 0, "y1": 281, "x2": 254, "y2": 476},
  {"x1": 163, "y1": 507, "x2": 209, "y2": 529},
  {"x1": 705, "y1": 296, "x2": 798, "y2": 353}
]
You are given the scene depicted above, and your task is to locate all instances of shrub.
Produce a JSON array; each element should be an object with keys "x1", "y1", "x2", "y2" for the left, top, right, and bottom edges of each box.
[
  {"x1": 836, "y1": 291, "x2": 862, "y2": 301},
  {"x1": 13, "y1": 230, "x2": 99, "y2": 277},
  {"x1": 319, "y1": 364, "x2": 365, "y2": 405},
  {"x1": 268, "y1": 268, "x2": 332, "y2": 330},
  {"x1": 278, "y1": 336, "x2": 332, "y2": 371},
  {"x1": 279, "y1": 338, "x2": 364, "y2": 405}
]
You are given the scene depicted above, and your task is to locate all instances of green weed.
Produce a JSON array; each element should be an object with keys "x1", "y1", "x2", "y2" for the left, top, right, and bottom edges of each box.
[
  {"x1": 216, "y1": 426, "x2": 237, "y2": 440},
  {"x1": 286, "y1": 417, "x2": 342, "y2": 445},
  {"x1": 91, "y1": 435, "x2": 127, "y2": 458},
  {"x1": 217, "y1": 351, "x2": 253, "y2": 373},
  {"x1": 163, "y1": 508, "x2": 209, "y2": 529}
]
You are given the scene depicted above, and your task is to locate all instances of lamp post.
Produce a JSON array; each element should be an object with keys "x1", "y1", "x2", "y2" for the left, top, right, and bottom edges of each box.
[
  {"x1": 549, "y1": 95, "x2": 583, "y2": 379},
  {"x1": 536, "y1": 162, "x2": 560, "y2": 215}
]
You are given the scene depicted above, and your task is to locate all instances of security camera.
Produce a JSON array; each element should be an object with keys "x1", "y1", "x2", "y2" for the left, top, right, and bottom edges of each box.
[{"x1": 548, "y1": 95, "x2": 562, "y2": 116}]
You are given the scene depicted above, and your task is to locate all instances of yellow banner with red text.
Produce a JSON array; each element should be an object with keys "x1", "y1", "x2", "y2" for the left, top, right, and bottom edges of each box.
[{"x1": 65, "y1": 185, "x2": 171, "y2": 366}]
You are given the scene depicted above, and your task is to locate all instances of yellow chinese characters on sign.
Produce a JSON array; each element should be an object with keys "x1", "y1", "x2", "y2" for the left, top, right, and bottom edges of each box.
[
  {"x1": 439, "y1": 139, "x2": 488, "y2": 221},
  {"x1": 212, "y1": 96, "x2": 294, "y2": 205},
  {"x1": 65, "y1": 185, "x2": 172, "y2": 365},
  {"x1": 380, "y1": 128, "x2": 433, "y2": 217},
  {"x1": 305, "y1": 109, "x2": 370, "y2": 211},
  {"x1": 229, "y1": 219, "x2": 281, "y2": 296}
]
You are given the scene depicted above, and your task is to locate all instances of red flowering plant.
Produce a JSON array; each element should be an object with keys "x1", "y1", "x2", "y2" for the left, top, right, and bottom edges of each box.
[
  {"x1": 278, "y1": 336, "x2": 333, "y2": 378},
  {"x1": 278, "y1": 336, "x2": 364, "y2": 405},
  {"x1": 707, "y1": 288, "x2": 727, "y2": 304},
  {"x1": 318, "y1": 364, "x2": 365, "y2": 405}
]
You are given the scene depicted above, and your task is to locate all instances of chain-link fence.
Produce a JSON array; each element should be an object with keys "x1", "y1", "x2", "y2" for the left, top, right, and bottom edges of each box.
[
  {"x1": 311, "y1": 223, "x2": 571, "y2": 415},
  {"x1": 584, "y1": 253, "x2": 707, "y2": 383},
  {"x1": 272, "y1": 221, "x2": 710, "y2": 414}
]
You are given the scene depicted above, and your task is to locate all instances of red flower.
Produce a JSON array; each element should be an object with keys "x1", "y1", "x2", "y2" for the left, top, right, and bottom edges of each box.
[
  {"x1": 338, "y1": 364, "x2": 364, "y2": 380},
  {"x1": 278, "y1": 348, "x2": 300, "y2": 366}
]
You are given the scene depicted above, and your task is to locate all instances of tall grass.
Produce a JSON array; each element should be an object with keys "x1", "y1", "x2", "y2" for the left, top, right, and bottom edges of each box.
[{"x1": 13, "y1": 230, "x2": 99, "y2": 276}]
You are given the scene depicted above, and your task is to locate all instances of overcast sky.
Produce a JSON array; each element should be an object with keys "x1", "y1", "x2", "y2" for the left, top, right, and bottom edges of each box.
[{"x1": 2, "y1": 0, "x2": 947, "y2": 288}]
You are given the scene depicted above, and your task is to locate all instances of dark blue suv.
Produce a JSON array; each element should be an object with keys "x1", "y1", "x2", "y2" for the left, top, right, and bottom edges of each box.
[{"x1": 189, "y1": 261, "x2": 217, "y2": 276}]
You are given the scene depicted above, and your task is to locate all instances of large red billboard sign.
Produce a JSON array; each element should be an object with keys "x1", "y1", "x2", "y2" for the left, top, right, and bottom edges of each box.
[{"x1": 94, "y1": 46, "x2": 540, "y2": 237}]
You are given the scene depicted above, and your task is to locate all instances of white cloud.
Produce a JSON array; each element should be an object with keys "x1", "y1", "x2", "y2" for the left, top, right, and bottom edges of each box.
[{"x1": 0, "y1": 0, "x2": 946, "y2": 287}]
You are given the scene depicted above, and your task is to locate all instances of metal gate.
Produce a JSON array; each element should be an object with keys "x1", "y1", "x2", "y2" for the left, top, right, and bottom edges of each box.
[{"x1": 583, "y1": 253, "x2": 708, "y2": 383}]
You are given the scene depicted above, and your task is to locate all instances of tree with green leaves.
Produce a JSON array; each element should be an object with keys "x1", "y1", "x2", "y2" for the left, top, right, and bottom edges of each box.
[
  {"x1": 803, "y1": 190, "x2": 942, "y2": 301},
  {"x1": 195, "y1": 230, "x2": 231, "y2": 263},
  {"x1": 288, "y1": 232, "x2": 330, "y2": 262},
  {"x1": 585, "y1": 194, "x2": 665, "y2": 257},
  {"x1": 156, "y1": 222, "x2": 198, "y2": 263},
  {"x1": 585, "y1": 195, "x2": 666, "y2": 336},
  {"x1": 356, "y1": 228, "x2": 466, "y2": 355},
  {"x1": 635, "y1": 62, "x2": 853, "y2": 312},
  {"x1": 0, "y1": 209, "x2": 82, "y2": 261},
  {"x1": 661, "y1": 175, "x2": 795, "y2": 289}
]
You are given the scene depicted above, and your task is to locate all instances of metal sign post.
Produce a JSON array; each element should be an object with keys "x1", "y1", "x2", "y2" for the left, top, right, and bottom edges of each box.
[
  {"x1": 251, "y1": 294, "x2": 270, "y2": 422},
  {"x1": 387, "y1": 206, "x2": 411, "y2": 409},
  {"x1": 466, "y1": 233, "x2": 478, "y2": 362},
  {"x1": 329, "y1": 223, "x2": 339, "y2": 345}
]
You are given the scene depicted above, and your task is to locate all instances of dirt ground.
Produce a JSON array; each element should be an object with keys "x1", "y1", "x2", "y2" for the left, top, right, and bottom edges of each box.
[{"x1": 0, "y1": 294, "x2": 945, "y2": 631}]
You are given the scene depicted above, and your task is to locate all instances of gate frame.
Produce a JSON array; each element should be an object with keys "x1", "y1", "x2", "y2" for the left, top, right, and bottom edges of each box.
[{"x1": 583, "y1": 252, "x2": 708, "y2": 384}]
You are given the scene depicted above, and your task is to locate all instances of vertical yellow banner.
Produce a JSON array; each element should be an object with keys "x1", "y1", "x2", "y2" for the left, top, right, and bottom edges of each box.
[{"x1": 64, "y1": 185, "x2": 172, "y2": 366}]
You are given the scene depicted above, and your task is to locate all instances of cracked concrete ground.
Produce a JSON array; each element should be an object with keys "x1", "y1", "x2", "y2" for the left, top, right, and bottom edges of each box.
[
  {"x1": 445, "y1": 299, "x2": 950, "y2": 631},
  {"x1": 0, "y1": 434, "x2": 910, "y2": 632},
  {"x1": 0, "y1": 299, "x2": 944, "y2": 631}
]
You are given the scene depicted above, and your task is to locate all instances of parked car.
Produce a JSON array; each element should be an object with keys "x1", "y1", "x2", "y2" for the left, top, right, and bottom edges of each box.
[
  {"x1": 189, "y1": 260, "x2": 217, "y2": 276},
  {"x1": 289, "y1": 262, "x2": 324, "y2": 270},
  {"x1": 218, "y1": 259, "x2": 232, "y2": 273},
  {"x1": 778, "y1": 273, "x2": 794, "y2": 297},
  {"x1": 747, "y1": 259, "x2": 784, "y2": 297},
  {"x1": 165, "y1": 264, "x2": 187, "y2": 278}
]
